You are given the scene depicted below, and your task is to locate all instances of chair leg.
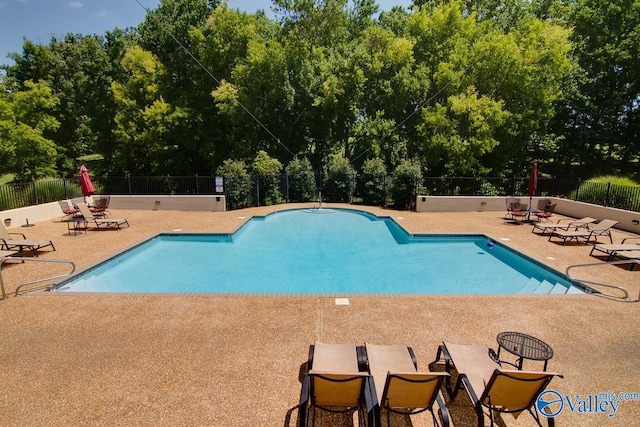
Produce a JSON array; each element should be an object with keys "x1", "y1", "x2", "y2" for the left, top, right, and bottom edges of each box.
[{"x1": 475, "y1": 402, "x2": 485, "y2": 427}]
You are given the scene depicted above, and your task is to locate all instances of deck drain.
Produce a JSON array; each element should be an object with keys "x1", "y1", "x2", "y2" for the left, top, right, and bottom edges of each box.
[{"x1": 335, "y1": 298, "x2": 350, "y2": 305}]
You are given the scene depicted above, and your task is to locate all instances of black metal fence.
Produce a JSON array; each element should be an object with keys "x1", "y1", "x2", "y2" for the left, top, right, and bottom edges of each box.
[{"x1": 1, "y1": 175, "x2": 639, "y2": 212}]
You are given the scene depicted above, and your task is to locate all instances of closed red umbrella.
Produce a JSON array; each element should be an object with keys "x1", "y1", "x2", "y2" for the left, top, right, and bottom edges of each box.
[
  {"x1": 80, "y1": 164, "x2": 96, "y2": 203},
  {"x1": 527, "y1": 162, "x2": 538, "y2": 221}
]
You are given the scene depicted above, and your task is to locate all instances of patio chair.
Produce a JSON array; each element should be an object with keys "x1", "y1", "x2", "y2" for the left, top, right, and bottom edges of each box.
[
  {"x1": 589, "y1": 237, "x2": 640, "y2": 260},
  {"x1": 89, "y1": 196, "x2": 111, "y2": 218},
  {"x1": 298, "y1": 342, "x2": 375, "y2": 427},
  {"x1": 548, "y1": 219, "x2": 618, "y2": 245},
  {"x1": 434, "y1": 342, "x2": 562, "y2": 427},
  {"x1": 77, "y1": 203, "x2": 129, "y2": 230},
  {"x1": 365, "y1": 343, "x2": 450, "y2": 427},
  {"x1": 504, "y1": 198, "x2": 521, "y2": 219},
  {"x1": 531, "y1": 217, "x2": 597, "y2": 235},
  {"x1": 58, "y1": 200, "x2": 80, "y2": 221},
  {"x1": 534, "y1": 204, "x2": 556, "y2": 222},
  {"x1": 0, "y1": 222, "x2": 55, "y2": 256}
]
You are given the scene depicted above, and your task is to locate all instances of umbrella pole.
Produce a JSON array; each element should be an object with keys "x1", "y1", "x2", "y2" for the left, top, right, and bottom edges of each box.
[{"x1": 527, "y1": 196, "x2": 533, "y2": 221}]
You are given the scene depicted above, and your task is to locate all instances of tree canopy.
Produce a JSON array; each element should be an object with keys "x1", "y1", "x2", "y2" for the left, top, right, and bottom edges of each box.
[{"x1": 1, "y1": 0, "x2": 638, "y2": 182}]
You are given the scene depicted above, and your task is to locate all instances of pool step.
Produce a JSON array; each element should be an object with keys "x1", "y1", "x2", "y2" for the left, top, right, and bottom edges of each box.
[
  {"x1": 549, "y1": 283, "x2": 569, "y2": 294},
  {"x1": 533, "y1": 280, "x2": 555, "y2": 294},
  {"x1": 521, "y1": 278, "x2": 583, "y2": 295},
  {"x1": 519, "y1": 278, "x2": 542, "y2": 294}
]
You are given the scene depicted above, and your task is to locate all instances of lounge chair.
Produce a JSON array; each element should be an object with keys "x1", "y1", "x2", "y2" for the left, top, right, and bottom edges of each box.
[
  {"x1": 365, "y1": 343, "x2": 450, "y2": 427},
  {"x1": 77, "y1": 203, "x2": 129, "y2": 230},
  {"x1": 434, "y1": 342, "x2": 562, "y2": 427},
  {"x1": 0, "y1": 223, "x2": 55, "y2": 256},
  {"x1": 548, "y1": 219, "x2": 617, "y2": 245},
  {"x1": 0, "y1": 249, "x2": 19, "y2": 261},
  {"x1": 532, "y1": 217, "x2": 597, "y2": 235},
  {"x1": 298, "y1": 342, "x2": 375, "y2": 427},
  {"x1": 589, "y1": 237, "x2": 640, "y2": 260},
  {"x1": 607, "y1": 250, "x2": 640, "y2": 271}
]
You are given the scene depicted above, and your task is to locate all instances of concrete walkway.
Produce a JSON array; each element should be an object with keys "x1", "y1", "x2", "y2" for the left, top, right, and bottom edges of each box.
[{"x1": 0, "y1": 204, "x2": 638, "y2": 426}]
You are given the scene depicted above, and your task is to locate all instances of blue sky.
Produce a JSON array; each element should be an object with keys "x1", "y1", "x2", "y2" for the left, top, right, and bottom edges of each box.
[{"x1": 0, "y1": 0, "x2": 412, "y2": 65}]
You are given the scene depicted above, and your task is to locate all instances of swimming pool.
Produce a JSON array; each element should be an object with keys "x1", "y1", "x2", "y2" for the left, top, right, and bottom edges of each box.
[{"x1": 57, "y1": 208, "x2": 584, "y2": 294}]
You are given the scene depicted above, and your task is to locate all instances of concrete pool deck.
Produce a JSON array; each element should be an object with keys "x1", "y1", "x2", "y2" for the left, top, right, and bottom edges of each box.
[{"x1": 0, "y1": 204, "x2": 638, "y2": 426}]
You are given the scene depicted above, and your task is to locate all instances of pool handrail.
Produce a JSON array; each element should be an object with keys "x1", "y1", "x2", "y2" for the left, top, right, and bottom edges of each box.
[
  {"x1": 0, "y1": 257, "x2": 76, "y2": 299},
  {"x1": 566, "y1": 260, "x2": 639, "y2": 302}
]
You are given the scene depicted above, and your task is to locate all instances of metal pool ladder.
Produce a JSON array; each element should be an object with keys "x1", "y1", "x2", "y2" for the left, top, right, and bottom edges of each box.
[
  {"x1": 0, "y1": 257, "x2": 76, "y2": 300},
  {"x1": 566, "y1": 259, "x2": 639, "y2": 302}
]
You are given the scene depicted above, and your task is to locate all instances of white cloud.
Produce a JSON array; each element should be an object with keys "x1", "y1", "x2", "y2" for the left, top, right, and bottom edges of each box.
[{"x1": 68, "y1": 1, "x2": 82, "y2": 8}]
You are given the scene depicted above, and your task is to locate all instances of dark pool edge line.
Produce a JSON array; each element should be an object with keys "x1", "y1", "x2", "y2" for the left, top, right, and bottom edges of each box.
[{"x1": 53, "y1": 206, "x2": 590, "y2": 295}]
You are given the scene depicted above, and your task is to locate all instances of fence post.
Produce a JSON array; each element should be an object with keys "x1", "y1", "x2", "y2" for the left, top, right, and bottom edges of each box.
[
  {"x1": 605, "y1": 181, "x2": 612, "y2": 206},
  {"x1": 575, "y1": 178, "x2": 581, "y2": 201},
  {"x1": 63, "y1": 176, "x2": 68, "y2": 199},
  {"x1": 32, "y1": 180, "x2": 38, "y2": 205},
  {"x1": 127, "y1": 174, "x2": 132, "y2": 194},
  {"x1": 383, "y1": 176, "x2": 387, "y2": 207},
  {"x1": 285, "y1": 173, "x2": 290, "y2": 203},
  {"x1": 255, "y1": 176, "x2": 260, "y2": 207},
  {"x1": 195, "y1": 174, "x2": 199, "y2": 194}
]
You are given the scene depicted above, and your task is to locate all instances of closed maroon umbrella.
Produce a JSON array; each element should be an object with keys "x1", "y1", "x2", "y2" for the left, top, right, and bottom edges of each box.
[
  {"x1": 527, "y1": 162, "x2": 538, "y2": 221},
  {"x1": 80, "y1": 164, "x2": 96, "y2": 203}
]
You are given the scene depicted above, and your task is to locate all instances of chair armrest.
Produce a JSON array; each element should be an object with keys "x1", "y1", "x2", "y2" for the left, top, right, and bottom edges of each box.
[
  {"x1": 307, "y1": 344, "x2": 315, "y2": 369},
  {"x1": 357, "y1": 345, "x2": 368, "y2": 372},
  {"x1": 9, "y1": 232, "x2": 27, "y2": 239},
  {"x1": 622, "y1": 237, "x2": 640, "y2": 244},
  {"x1": 453, "y1": 374, "x2": 480, "y2": 405}
]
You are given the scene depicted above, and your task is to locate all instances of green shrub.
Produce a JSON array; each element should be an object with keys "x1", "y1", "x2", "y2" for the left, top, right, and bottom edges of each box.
[
  {"x1": 285, "y1": 157, "x2": 316, "y2": 202},
  {"x1": 359, "y1": 158, "x2": 387, "y2": 206},
  {"x1": 217, "y1": 159, "x2": 253, "y2": 210},
  {"x1": 389, "y1": 159, "x2": 423, "y2": 210},
  {"x1": 477, "y1": 180, "x2": 499, "y2": 196},
  {"x1": 322, "y1": 155, "x2": 355, "y2": 202},
  {"x1": 252, "y1": 151, "x2": 283, "y2": 206},
  {"x1": 570, "y1": 176, "x2": 640, "y2": 211}
]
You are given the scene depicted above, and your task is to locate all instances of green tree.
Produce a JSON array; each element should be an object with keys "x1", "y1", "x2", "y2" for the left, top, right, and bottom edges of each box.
[
  {"x1": 407, "y1": 1, "x2": 572, "y2": 176},
  {"x1": 553, "y1": 0, "x2": 640, "y2": 179},
  {"x1": 111, "y1": 46, "x2": 188, "y2": 175},
  {"x1": 0, "y1": 79, "x2": 59, "y2": 180},
  {"x1": 4, "y1": 32, "x2": 134, "y2": 176}
]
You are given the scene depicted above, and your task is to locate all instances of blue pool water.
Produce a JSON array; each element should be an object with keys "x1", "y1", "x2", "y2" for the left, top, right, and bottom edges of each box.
[{"x1": 57, "y1": 208, "x2": 581, "y2": 294}]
